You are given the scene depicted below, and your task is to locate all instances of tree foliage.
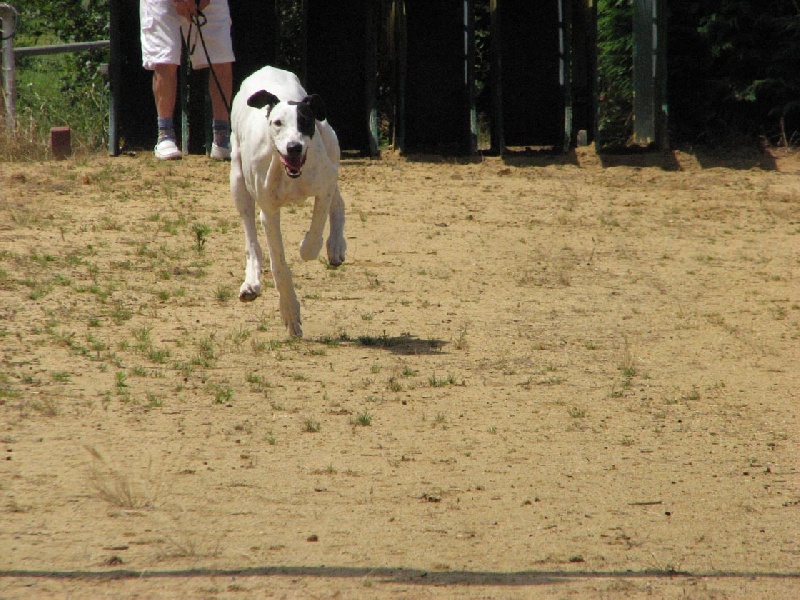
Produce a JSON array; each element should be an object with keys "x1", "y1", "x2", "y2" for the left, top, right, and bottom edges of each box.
[
  {"x1": 596, "y1": 0, "x2": 633, "y2": 149},
  {"x1": 12, "y1": 0, "x2": 110, "y2": 152},
  {"x1": 596, "y1": 0, "x2": 800, "y2": 147},
  {"x1": 668, "y1": 0, "x2": 800, "y2": 145}
]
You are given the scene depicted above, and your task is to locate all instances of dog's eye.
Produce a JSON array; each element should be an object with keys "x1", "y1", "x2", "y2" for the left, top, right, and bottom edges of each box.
[{"x1": 272, "y1": 119, "x2": 282, "y2": 128}]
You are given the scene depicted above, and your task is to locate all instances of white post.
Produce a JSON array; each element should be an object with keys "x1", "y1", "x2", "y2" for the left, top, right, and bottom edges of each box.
[{"x1": 0, "y1": 3, "x2": 18, "y2": 132}]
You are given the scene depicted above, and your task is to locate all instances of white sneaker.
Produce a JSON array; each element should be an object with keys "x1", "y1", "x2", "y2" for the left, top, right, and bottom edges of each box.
[
  {"x1": 210, "y1": 143, "x2": 231, "y2": 161},
  {"x1": 154, "y1": 138, "x2": 182, "y2": 160}
]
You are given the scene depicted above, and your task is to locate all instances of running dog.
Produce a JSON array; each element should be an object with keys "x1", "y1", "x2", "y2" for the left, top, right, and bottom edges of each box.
[{"x1": 230, "y1": 66, "x2": 346, "y2": 337}]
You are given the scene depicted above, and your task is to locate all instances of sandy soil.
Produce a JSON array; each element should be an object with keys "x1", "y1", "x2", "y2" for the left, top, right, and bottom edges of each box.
[{"x1": 1, "y1": 146, "x2": 798, "y2": 598}]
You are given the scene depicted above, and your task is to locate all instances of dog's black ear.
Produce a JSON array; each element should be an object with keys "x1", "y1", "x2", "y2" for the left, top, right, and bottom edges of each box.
[
  {"x1": 248, "y1": 90, "x2": 280, "y2": 110},
  {"x1": 302, "y1": 94, "x2": 327, "y2": 122}
]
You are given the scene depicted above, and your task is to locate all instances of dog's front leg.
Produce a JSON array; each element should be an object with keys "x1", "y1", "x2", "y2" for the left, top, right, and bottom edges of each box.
[
  {"x1": 326, "y1": 185, "x2": 346, "y2": 267},
  {"x1": 261, "y1": 207, "x2": 303, "y2": 337},
  {"x1": 232, "y1": 158, "x2": 263, "y2": 302},
  {"x1": 299, "y1": 192, "x2": 333, "y2": 261}
]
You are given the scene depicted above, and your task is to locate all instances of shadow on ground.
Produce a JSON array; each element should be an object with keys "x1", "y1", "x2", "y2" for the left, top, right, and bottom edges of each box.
[
  {"x1": 312, "y1": 332, "x2": 448, "y2": 356},
  {"x1": 2, "y1": 566, "x2": 798, "y2": 586}
]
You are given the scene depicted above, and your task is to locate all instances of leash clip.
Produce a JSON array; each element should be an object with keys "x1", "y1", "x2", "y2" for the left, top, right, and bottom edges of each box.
[{"x1": 194, "y1": 0, "x2": 207, "y2": 27}]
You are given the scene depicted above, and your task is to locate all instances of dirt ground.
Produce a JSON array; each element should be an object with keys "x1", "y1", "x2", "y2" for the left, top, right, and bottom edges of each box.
[{"x1": 0, "y1": 145, "x2": 798, "y2": 599}]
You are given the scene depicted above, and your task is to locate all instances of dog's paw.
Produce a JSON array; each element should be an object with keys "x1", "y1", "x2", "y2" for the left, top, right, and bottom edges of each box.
[
  {"x1": 300, "y1": 234, "x2": 324, "y2": 261},
  {"x1": 279, "y1": 295, "x2": 303, "y2": 338},
  {"x1": 239, "y1": 282, "x2": 261, "y2": 302},
  {"x1": 326, "y1": 236, "x2": 347, "y2": 267},
  {"x1": 285, "y1": 319, "x2": 303, "y2": 338}
]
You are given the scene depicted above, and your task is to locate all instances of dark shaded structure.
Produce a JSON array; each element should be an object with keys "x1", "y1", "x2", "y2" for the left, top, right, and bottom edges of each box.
[
  {"x1": 395, "y1": 0, "x2": 476, "y2": 155},
  {"x1": 304, "y1": 0, "x2": 379, "y2": 155},
  {"x1": 492, "y1": 0, "x2": 565, "y2": 149},
  {"x1": 108, "y1": 0, "x2": 666, "y2": 157},
  {"x1": 490, "y1": 0, "x2": 598, "y2": 152}
]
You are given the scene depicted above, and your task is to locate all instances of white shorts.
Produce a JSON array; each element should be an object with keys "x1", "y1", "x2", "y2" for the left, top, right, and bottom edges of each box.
[{"x1": 140, "y1": 0, "x2": 235, "y2": 70}]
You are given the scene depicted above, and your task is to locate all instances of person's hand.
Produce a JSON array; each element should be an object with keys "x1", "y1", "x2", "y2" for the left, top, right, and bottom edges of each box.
[{"x1": 173, "y1": 0, "x2": 211, "y2": 19}]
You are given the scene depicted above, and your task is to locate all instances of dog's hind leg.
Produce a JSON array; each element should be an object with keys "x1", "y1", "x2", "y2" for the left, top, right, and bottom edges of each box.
[
  {"x1": 231, "y1": 154, "x2": 263, "y2": 302},
  {"x1": 261, "y1": 207, "x2": 303, "y2": 337},
  {"x1": 326, "y1": 185, "x2": 346, "y2": 267},
  {"x1": 299, "y1": 192, "x2": 333, "y2": 261}
]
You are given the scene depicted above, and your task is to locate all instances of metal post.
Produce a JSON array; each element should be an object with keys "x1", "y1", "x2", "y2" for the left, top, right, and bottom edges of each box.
[
  {"x1": 560, "y1": 0, "x2": 573, "y2": 152},
  {"x1": 633, "y1": 0, "x2": 667, "y2": 147},
  {"x1": 108, "y1": 0, "x2": 120, "y2": 155},
  {"x1": 489, "y1": 0, "x2": 503, "y2": 154},
  {"x1": 366, "y1": 0, "x2": 379, "y2": 156},
  {"x1": 465, "y1": 0, "x2": 477, "y2": 154},
  {"x1": 0, "y1": 3, "x2": 18, "y2": 132}
]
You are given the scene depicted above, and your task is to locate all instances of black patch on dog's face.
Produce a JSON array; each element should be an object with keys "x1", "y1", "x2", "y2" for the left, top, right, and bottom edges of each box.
[
  {"x1": 289, "y1": 100, "x2": 316, "y2": 138},
  {"x1": 297, "y1": 103, "x2": 316, "y2": 138}
]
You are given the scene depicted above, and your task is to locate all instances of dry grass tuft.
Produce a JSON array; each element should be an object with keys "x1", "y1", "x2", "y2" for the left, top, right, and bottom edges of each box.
[{"x1": 85, "y1": 446, "x2": 162, "y2": 509}]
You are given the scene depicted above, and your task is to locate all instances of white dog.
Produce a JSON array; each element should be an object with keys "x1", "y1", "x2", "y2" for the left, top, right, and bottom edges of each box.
[{"x1": 230, "y1": 66, "x2": 346, "y2": 337}]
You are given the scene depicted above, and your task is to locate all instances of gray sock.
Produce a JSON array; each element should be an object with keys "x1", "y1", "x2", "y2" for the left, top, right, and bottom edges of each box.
[
  {"x1": 157, "y1": 117, "x2": 176, "y2": 143},
  {"x1": 213, "y1": 120, "x2": 230, "y2": 148}
]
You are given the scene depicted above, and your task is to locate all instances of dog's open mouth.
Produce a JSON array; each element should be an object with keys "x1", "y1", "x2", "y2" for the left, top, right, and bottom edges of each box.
[{"x1": 280, "y1": 153, "x2": 306, "y2": 179}]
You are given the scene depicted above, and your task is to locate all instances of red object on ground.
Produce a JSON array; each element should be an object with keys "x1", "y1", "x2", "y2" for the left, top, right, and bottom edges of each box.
[{"x1": 50, "y1": 126, "x2": 72, "y2": 160}]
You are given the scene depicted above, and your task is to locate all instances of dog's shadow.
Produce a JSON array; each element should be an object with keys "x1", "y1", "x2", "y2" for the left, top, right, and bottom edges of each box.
[{"x1": 313, "y1": 332, "x2": 447, "y2": 355}]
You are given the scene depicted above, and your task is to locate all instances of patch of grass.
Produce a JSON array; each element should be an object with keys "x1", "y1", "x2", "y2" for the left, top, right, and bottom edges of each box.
[
  {"x1": 115, "y1": 371, "x2": 127, "y2": 389},
  {"x1": 146, "y1": 346, "x2": 171, "y2": 364},
  {"x1": 213, "y1": 386, "x2": 234, "y2": 405},
  {"x1": 85, "y1": 446, "x2": 161, "y2": 508},
  {"x1": 0, "y1": 372, "x2": 19, "y2": 400},
  {"x1": 193, "y1": 334, "x2": 217, "y2": 367},
  {"x1": 246, "y1": 372, "x2": 272, "y2": 395},
  {"x1": 304, "y1": 418, "x2": 321, "y2": 433},
  {"x1": 401, "y1": 366, "x2": 418, "y2": 377},
  {"x1": 387, "y1": 377, "x2": 403, "y2": 392},
  {"x1": 30, "y1": 397, "x2": 59, "y2": 417},
  {"x1": 453, "y1": 323, "x2": 469, "y2": 351},
  {"x1": 110, "y1": 301, "x2": 133, "y2": 325},
  {"x1": 351, "y1": 411, "x2": 373, "y2": 427},
  {"x1": 429, "y1": 372, "x2": 460, "y2": 387},
  {"x1": 568, "y1": 406, "x2": 587, "y2": 418},
  {"x1": 192, "y1": 223, "x2": 211, "y2": 252},
  {"x1": 214, "y1": 286, "x2": 233, "y2": 302},
  {"x1": 681, "y1": 387, "x2": 701, "y2": 402}
]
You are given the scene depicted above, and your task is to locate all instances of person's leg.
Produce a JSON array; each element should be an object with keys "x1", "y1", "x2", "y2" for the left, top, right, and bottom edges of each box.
[
  {"x1": 209, "y1": 61, "x2": 233, "y2": 159},
  {"x1": 208, "y1": 62, "x2": 232, "y2": 122},
  {"x1": 141, "y1": 0, "x2": 184, "y2": 159},
  {"x1": 153, "y1": 63, "x2": 179, "y2": 120},
  {"x1": 152, "y1": 63, "x2": 183, "y2": 160},
  {"x1": 187, "y1": 0, "x2": 235, "y2": 160}
]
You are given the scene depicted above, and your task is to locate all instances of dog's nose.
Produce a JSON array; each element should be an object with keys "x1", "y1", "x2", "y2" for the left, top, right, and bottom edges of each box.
[{"x1": 286, "y1": 141, "x2": 303, "y2": 157}]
